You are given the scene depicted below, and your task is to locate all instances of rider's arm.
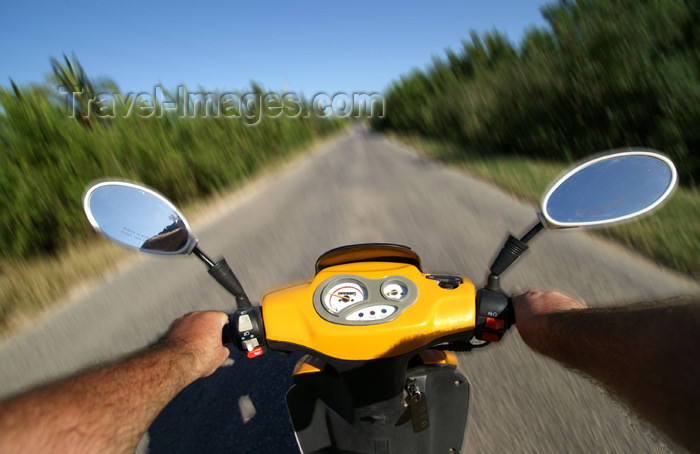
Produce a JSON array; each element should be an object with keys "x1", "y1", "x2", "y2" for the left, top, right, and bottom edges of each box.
[
  {"x1": 0, "y1": 311, "x2": 230, "y2": 454},
  {"x1": 513, "y1": 291, "x2": 700, "y2": 453}
]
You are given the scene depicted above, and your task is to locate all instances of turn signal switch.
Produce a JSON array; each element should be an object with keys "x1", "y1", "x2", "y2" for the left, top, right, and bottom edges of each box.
[
  {"x1": 475, "y1": 287, "x2": 513, "y2": 343},
  {"x1": 222, "y1": 307, "x2": 267, "y2": 358}
]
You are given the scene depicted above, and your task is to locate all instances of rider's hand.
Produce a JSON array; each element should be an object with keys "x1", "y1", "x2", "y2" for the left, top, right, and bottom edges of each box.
[
  {"x1": 512, "y1": 291, "x2": 587, "y2": 354},
  {"x1": 162, "y1": 311, "x2": 231, "y2": 381}
]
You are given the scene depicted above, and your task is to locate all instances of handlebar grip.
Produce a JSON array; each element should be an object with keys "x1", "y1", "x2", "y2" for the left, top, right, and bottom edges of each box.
[
  {"x1": 222, "y1": 320, "x2": 234, "y2": 344},
  {"x1": 506, "y1": 296, "x2": 515, "y2": 328}
]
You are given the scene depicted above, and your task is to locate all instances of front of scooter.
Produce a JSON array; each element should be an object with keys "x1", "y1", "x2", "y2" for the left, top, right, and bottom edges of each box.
[
  {"x1": 261, "y1": 244, "x2": 477, "y2": 453},
  {"x1": 83, "y1": 148, "x2": 677, "y2": 454}
]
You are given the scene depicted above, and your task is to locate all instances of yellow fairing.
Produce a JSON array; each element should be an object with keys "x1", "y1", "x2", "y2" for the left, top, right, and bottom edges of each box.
[{"x1": 262, "y1": 262, "x2": 476, "y2": 361}]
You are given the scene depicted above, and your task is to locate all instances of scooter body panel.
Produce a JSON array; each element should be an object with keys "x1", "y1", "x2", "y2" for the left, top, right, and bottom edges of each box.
[{"x1": 286, "y1": 352, "x2": 470, "y2": 454}]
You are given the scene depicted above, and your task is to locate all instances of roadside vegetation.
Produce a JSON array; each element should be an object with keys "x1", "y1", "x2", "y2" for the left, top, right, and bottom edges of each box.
[
  {"x1": 373, "y1": 0, "x2": 699, "y2": 279},
  {"x1": 0, "y1": 55, "x2": 346, "y2": 334}
]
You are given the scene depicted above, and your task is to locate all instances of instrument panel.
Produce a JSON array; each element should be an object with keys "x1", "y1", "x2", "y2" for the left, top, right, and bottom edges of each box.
[
  {"x1": 313, "y1": 274, "x2": 418, "y2": 325},
  {"x1": 261, "y1": 261, "x2": 477, "y2": 360}
]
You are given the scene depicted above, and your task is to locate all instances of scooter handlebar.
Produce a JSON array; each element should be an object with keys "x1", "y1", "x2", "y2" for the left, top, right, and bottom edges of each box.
[
  {"x1": 222, "y1": 318, "x2": 234, "y2": 344},
  {"x1": 475, "y1": 287, "x2": 512, "y2": 342},
  {"x1": 220, "y1": 309, "x2": 267, "y2": 357}
]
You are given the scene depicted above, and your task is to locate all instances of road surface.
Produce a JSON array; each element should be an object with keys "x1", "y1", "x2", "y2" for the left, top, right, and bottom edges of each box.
[{"x1": 0, "y1": 126, "x2": 697, "y2": 453}]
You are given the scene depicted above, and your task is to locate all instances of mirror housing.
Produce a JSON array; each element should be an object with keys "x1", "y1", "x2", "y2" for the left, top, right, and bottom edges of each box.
[
  {"x1": 485, "y1": 149, "x2": 677, "y2": 292},
  {"x1": 83, "y1": 181, "x2": 197, "y2": 254},
  {"x1": 83, "y1": 180, "x2": 256, "y2": 324},
  {"x1": 542, "y1": 150, "x2": 677, "y2": 228}
]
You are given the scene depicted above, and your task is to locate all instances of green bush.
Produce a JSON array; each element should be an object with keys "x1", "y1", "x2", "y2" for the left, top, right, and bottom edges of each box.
[
  {"x1": 373, "y1": 0, "x2": 700, "y2": 185},
  {"x1": 0, "y1": 81, "x2": 345, "y2": 259}
]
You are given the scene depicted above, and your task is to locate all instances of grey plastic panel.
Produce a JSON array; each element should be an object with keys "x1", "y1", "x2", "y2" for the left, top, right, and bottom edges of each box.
[{"x1": 312, "y1": 275, "x2": 419, "y2": 325}]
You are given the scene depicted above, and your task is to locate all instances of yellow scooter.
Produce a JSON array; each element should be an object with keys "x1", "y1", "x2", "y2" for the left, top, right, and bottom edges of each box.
[{"x1": 84, "y1": 150, "x2": 676, "y2": 453}]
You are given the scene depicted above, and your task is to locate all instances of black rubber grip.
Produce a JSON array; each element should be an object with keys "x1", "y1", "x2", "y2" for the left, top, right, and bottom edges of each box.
[
  {"x1": 505, "y1": 296, "x2": 515, "y2": 328},
  {"x1": 208, "y1": 259, "x2": 252, "y2": 310},
  {"x1": 222, "y1": 320, "x2": 234, "y2": 344},
  {"x1": 490, "y1": 235, "x2": 529, "y2": 276}
]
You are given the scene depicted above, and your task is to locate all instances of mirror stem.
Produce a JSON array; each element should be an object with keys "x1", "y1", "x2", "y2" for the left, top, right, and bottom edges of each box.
[
  {"x1": 193, "y1": 246, "x2": 216, "y2": 268},
  {"x1": 485, "y1": 220, "x2": 544, "y2": 292},
  {"x1": 519, "y1": 220, "x2": 544, "y2": 244},
  {"x1": 193, "y1": 246, "x2": 253, "y2": 311}
]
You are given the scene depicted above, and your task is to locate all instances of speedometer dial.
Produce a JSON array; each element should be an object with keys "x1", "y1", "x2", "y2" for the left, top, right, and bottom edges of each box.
[{"x1": 323, "y1": 281, "x2": 367, "y2": 314}]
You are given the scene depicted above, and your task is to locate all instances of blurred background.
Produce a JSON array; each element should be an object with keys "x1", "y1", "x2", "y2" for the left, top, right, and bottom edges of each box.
[
  {"x1": 1, "y1": 0, "x2": 699, "y2": 366},
  {"x1": 2, "y1": 0, "x2": 698, "y2": 339},
  {"x1": 0, "y1": 0, "x2": 551, "y2": 332}
]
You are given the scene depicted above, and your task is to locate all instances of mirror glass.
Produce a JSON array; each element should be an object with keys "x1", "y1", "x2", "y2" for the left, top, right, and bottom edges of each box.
[
  {"x1": 542, "y1": 151, "x2": 676, "y2": 227},
  {"x1": 84, "y1": 182, "x2": 194, "y2": 254}
]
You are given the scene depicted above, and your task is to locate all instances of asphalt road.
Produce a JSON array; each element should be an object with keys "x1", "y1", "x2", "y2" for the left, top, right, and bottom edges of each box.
[{"x1": 0, "y1": 126, "x2": 697, "y2": 453}]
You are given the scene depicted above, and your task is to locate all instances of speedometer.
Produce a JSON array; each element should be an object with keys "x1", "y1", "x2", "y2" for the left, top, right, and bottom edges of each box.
[
  {"x1": 322, "y1": 281, "x2": 367, "y2": 314},
  {"x1": 313, "y1": 275, "x2": 419, "y2": 325}
]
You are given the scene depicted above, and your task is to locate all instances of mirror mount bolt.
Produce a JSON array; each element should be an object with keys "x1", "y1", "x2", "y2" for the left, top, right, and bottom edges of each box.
[{"x1": 536, "y1": 212, "x2": 550, "y2": 230}]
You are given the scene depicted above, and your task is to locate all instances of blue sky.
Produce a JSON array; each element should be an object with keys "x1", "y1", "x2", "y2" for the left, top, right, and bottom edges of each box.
[{"x1": 0, "y1": 0, "x2": 550, "y2": 96}]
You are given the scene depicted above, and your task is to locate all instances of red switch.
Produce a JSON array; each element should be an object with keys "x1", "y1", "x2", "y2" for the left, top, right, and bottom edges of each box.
[
  {"x1": 485, "y1": 317, "x2": 505, "y2": 330},
  {"x1": 247, "y1": 346, "x2": 263, "y2": 358},
  {"x1": 481, "y1": 332, "x2": 500, "y2": 343}
]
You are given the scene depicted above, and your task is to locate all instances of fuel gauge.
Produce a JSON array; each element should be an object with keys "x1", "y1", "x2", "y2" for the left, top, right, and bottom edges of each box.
[{"x1": 381, "y1": 280, "x2": 408, "y2": 301}]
